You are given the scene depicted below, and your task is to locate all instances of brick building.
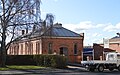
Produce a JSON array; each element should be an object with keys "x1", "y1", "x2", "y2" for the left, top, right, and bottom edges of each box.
[
  {"x1": 93, "y1": 35, "x2": 120, "y2": 60},
  {"x1": 8, "y1": 23, "x2": 84, "y2": 63},
  {"x1": 93, "y1": 43, "x2": 115, "y2": 60}
]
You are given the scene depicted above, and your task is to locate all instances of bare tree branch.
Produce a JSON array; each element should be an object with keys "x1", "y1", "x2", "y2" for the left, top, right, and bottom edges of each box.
[
  {"x1": 6, "y1": 1, "x2": 29, "y2": 23},
  {"x1": 6, "y1": 24, "x2": 16, "y2": 50},
  {"x1": 0, "y1": 0, "x2": 41, "y2": 67}
]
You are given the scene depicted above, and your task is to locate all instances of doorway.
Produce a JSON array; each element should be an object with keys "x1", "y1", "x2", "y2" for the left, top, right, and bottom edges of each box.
[{"x1": 60, "y1": 47, "x2": 68, "y2": 56}]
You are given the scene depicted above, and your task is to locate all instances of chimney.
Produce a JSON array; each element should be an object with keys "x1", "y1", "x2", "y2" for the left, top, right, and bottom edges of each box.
[
  {"x1": 80, "y1": 33, "x2": 84, "y2": 39},
  {"x1": 80, "y1": 33, "x2": 84, "y2": 37},
  {"x1": 54, "y1": 23, "x2": 62, "y2": 27},
  {"x1": 22, "y1": 30, "x2": 25, "y2": 35}
]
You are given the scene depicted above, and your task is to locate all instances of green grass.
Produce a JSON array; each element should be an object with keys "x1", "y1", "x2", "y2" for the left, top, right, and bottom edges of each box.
[
  {"x1": 0, "y1": 66, "x2": 44, "y2": 71},
  {"x1": 0, "y1": 68, "x2": 10, "y2": 71}
]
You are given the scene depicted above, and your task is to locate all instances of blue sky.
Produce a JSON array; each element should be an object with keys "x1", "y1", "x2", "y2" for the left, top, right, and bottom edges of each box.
[{"x1": 41, "y1": 0, "x2": 120, "y2": 46}]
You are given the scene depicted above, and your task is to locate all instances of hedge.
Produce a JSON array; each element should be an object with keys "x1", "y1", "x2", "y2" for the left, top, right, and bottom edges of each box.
[
  {"x1": 6, "y1": 55, "x2": 67, "y2": 68},
  {"x1": 6, "y1": 55, "x2": 35, "y2": 65},
  {"x1": 33, "y1": 55, "x2": 67, "y2": 68}
]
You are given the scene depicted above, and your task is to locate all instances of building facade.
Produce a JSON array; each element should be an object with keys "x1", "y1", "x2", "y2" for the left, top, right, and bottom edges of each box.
[
  {"x1": 8, "y1": 23, "x2": 84, "y2": 63},
  {"x1": 93, "y1": 35, "x2": 120, "y2": 60}
]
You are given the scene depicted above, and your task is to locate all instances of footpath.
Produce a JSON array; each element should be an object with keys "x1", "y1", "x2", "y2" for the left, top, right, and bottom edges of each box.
[{"x1": 0, "y1": 64, "x2": 87, "y2": 75}]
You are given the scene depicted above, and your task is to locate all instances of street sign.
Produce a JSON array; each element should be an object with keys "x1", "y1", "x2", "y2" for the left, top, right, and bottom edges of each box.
[{"x1": 103, "y1": 38, "x2": 109, "y2": 48}]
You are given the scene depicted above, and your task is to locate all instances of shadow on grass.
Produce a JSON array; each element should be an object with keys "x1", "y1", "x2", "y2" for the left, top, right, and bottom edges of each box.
[{"x1": 0, "y1": 65, "x2": 48, "y2": 74}]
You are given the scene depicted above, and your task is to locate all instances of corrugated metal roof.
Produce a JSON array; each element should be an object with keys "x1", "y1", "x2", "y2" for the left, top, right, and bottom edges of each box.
[
  {"x1": 15, "y1": 23, "x2": 82, "y2": 42},
  {"x1": 42, "y1": 26, "x2": 80, "y2": 37},
  {"x1": 22, "y1": 23, "x2": 81, "y2": 38}
]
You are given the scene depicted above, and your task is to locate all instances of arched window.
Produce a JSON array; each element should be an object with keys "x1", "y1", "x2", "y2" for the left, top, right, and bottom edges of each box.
[
  {"x1": 48, "y1": 43, "x2": 52, "y2": 54},
  {"x1": 74, "y1": 43, "x2": 77, "y2": 55}
]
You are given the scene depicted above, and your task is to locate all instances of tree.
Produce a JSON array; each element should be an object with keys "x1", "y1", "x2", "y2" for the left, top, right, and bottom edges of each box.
[
  {"x1": 41, "y1": 13, "x2": 54, "y2": 32},
  {"x1": 45, "y1": 13, "x2": 54, "y2": 27},
  {"x1": 0, "y1": 0, "x2": 41, "y2": 67}
]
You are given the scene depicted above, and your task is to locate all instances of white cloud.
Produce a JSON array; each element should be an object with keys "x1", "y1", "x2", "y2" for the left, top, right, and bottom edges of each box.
[
  {"x1": 93, "y1": 38, "x2": 103, "y2": 44},
  {"x1": 63, "y1": 24, "x2": 77, "y2": 31},
  {"x1": 103, "y1": 24, "x2": 116, "y2": 32},
  {"x1": 76, "y1": 21, "x2": 95, "y2": 30},
  {"x1": 116, "y1": 23, "x2": 120, "y2": 29},
  {"x1": 63, "y1": 21, "x2": 106, "y2": 33},
  {"x1": 84, "y1": 33, "x2": 103, "y2": 46},
  {"x1": 63, "y1": 21, "x2": 95, "y2": 32},
  {"x1": 63, "y1": 21, "x2": 119, "y2": 46},
  {"x1": 103, "y1": 23, "x2": 120, "y2": 32},
  {"x1": 96, "y1": 24, "x2": 106, "y2": 28},
  {"x1": 92, "y1": 33, "x2": 102, "y2": 37}
]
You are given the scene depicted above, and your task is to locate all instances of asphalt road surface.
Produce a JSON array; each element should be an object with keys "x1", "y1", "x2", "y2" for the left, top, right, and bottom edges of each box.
[{"x1": 0, "y1": 66, "x2": 120, "y2": 75}]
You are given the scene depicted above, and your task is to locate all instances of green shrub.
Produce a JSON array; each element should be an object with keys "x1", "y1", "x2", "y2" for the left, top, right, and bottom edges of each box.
[
  {"x1": 33, "y1": 55, "x2": 67, "y2": 68},
  {"x1": 33, "y1": 55, "x2": 44, "y2": 66},
  {"x1": 6, "y1": 55, "x2": 35, "y2": 65},
  {"x1": 6, "y1": 54, "x2": 67, "y2": 68}
]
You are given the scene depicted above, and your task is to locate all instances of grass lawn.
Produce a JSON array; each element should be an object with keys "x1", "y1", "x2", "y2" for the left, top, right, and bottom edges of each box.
[{"x1": 0, "y1": 65, "x2": 44, "y2": 71}]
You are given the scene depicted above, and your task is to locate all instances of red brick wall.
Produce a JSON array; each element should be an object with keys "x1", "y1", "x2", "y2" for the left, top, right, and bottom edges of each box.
[
  {"x1": 42, "y1": 37, "x2": 83, "y2": 63},
  {"x1": 93, "y1": 43, "x2": 118, "y2": 60},
  {"x1": 109, "y1": 43, "x2": 120, "y2": 53},
  {"x1": 93, "y1": 44, "x2": 104, "y2": 60},
  {"x1": 8, "y1": 37, "x2": 83, "y2": 63}
]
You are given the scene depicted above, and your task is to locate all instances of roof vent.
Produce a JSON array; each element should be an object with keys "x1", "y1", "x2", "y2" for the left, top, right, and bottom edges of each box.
[{"x1": 54, "y1": 23, "x2": 62, "y2": 28}]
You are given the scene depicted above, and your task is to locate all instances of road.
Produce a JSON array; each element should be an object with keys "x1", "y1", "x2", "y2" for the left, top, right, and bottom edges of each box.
[
  {"x1": 0, "y1": 66, "x2": 120, "y2": 75},
  {"x1": 38, "y1": 72, "x2": 120, "y2": 75}
]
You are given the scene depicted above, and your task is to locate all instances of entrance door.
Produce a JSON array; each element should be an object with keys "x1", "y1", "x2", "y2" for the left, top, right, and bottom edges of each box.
[
  {"x1": 60, "y1": 47, "x2": 68, "y2": 56},
  {"x1": 60, "y1": 47, "x2": 68, "y2": 62}
]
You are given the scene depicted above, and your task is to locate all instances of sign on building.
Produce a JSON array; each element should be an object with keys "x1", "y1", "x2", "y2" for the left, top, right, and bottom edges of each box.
[{"x1": 103, "y1": 38, "x2": 109, "y2": 48}]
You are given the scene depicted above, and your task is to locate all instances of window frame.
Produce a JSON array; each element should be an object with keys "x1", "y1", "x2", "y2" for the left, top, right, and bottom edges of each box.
[
  {"x1": 48, "y1": 43, "x2": 52, "y2": 54},
  {"x1": 74, "y1": 43, "x2": 78, "y2": 55}
]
